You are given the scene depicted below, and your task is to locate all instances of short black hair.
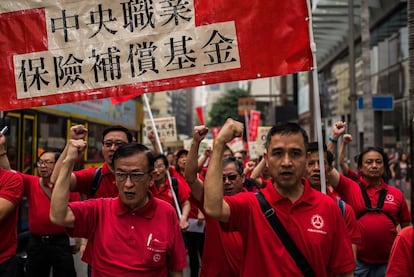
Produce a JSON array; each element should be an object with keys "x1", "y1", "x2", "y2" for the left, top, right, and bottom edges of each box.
[
  {"x1": 102, "y1": 125, "x2": 133, "y2": 143},
  {"x1": 265, "y1": 122, "x2": 309, "y2": 151},
  {"x1": 223, "y1": 157, "x2": 244, "y2": 175},
  {"x1": 307, "y1": 141, "x2": 327, "y2": 152},
  {"x1": 39, "y1": 151, "x2": 60, "y2": 162},
  {"x1": 153, "y1": 153, "x2": 169, "y2": 168},
  {"x1": 112, "y1": 143, "x2": 154, "y2": 172}
]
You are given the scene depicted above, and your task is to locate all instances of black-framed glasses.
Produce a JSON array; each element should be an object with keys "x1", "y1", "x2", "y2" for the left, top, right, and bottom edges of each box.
[
  {"x1": 222, "y1": 174, "x2": 238, "y2": 182},
  {"x1": 154, "y1": 164, "x2": 166, "y2": 170},
  {"x1": 37, "y1": 160, "x2": 55, "y2": 167},
  {"x1": 115, "y1": 171, "x2": 147, "y2": 183},
  {"x1": 102, "y1": 140, "x2": 126, "y2": 148}
]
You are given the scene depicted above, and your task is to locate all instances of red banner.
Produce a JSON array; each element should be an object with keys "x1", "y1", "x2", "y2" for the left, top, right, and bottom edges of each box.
[
  {"x1": 248, "y1": 110, "x2": 261, "y2": 141},
  {"x1": 0, "y1": 0, "x2": 312, "y2": 111}
]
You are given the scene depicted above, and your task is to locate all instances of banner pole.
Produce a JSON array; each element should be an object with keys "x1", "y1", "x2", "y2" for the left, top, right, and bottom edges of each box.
[
  {"x1": 306, "y1": 0, "x2": 326, "y2": 194},
  {"x1": 142, "y1": 93, "x2": 182, "y2": 217}
]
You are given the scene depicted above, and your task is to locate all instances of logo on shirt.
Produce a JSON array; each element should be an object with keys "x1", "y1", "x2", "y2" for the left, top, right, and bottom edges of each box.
[
  {"x1": 307, "y1": 214, "x2": 327, "y2": 235},
  {"x1": 386, "y1": 194, "x2": 394, "y2": 202},
  {"x1": 153, "y1": 253, "x2": 161, "y2": 262},
  {"x1": 311, "y1": 214, "x2": 324, "y2": 229}
]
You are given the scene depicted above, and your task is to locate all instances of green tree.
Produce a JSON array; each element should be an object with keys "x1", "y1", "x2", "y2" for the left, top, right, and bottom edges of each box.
[{"x1": 208, "y1": 88, "x2": 250, "y2": 127}]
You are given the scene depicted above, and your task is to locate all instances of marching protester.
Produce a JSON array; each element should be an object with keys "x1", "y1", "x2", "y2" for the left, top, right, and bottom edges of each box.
[
  {"x1": 305, "y1": 141, "x2": 361, "y2": 260},
  {"x1": 50, "y1": 140, "x2": 187, "y2": 276},
  {"x1": 0, "y1": 135, "x2": 79, "y2": 277},
  {"x1": 150, "y1": 153, "x2": 190, "y2": 231},
  {"x1": 185, "y1": 125, "x2": 245, "y2": 277},
  {"x1": 327, "y1": 121, "x2": 411, "y2": 276},
  {"x1": 50, "y1": 124, "x2": 133, "y2": 276},
  {"x1": 203, "y1": 118, "x2": 355, "y2": 276},
  {"x1": 0, "y1": 135, "x2": 23, "y2": 277}
]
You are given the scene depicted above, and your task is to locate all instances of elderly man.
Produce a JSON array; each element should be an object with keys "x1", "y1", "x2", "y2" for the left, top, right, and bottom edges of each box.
[{"x1": 50, "y1": 141, "x2": 187, "y2": 276}]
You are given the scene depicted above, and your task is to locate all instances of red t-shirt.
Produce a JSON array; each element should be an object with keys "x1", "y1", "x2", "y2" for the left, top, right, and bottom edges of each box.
[
  {"x1": 224, "y1": 179, "x2": 355, "y2": 277},
  {"x1": 149, "y1": 176, "x2": 190, "y2": 210},
  {"x1": 67, "y1": 194, "x2": 187, "y2": 277},
  {"x1": 386, "y1": 226, "x2": 414, "y2": 276},
  {"x1": 0, "y1": 169, "x2": 23, "y2": 264},
  {"x1": 74, "y1": 162, "x2": 117, "y2": 198},
  {"x1": 336, "y1": 174, "x2": 411, "y2": 263},
  {"x1": 20, "y1": 173, "x2": 80, "y2": 235},
  {"x1": 169, "y1": 167, "x2": 199, "y2": 219},
  {"x1": 192, "y1": 193, "x2": 244, "y2": 277},
  {"x1": 327, "y1": 191, "x2": 361, "y2": 246}
]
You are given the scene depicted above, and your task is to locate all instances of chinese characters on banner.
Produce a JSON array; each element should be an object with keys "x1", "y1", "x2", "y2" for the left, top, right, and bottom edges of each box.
[{"x1": 0, "y1": 0, "x2": 312, "y2": 110}]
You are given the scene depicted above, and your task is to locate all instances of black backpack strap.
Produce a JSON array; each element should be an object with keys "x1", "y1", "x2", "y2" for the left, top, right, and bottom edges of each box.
[
  {"x1": 356, "y1": 184, "x2": 397, "y2": 225},
  {"x1": 90, "y1": 167, "x2": 103, "y2": 198},
  {"x1": 256, "y1": 192, "x2": 315, "y2": 277},
  {"x1": 171, "y1": 177, "x2": 179, "y2": 199}
]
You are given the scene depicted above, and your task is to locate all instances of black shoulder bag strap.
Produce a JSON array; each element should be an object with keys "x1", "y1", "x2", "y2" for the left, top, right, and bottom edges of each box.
[
  {"x1": 256, "y1": 192, "x2": 315, "y2": 277},
  {"x1": 90, "y1": 167, "x2": 103, "y2": 198},
  {"x1": 357, "y1": 183, "x2": 397, "y2": 225}
]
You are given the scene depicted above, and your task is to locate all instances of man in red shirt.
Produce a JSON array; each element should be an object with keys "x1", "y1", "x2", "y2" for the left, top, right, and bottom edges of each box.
[
  {"x1": 0, "y1": 167, "x2": 23, "y2": 277},
  {"x1": 150, "y1": 153, "x2": 190, "y2": 230},
  {"x1": 305, "y1": 142, "x2": 361, "y2": 260},
  {"x1": 50, "y1": 124, "x2": 133, "y2": 273},
  {"x1": 50, "y1": 140, "x2": 187, "y2": 277},
  {"x1": 185, "y1": 125, "x2": 245, "y2": 277},
  {"x1": 328, "y1": 121, "x2": 411, "y2": 276},
  {"x1": 204, "y1": 118, "x2": 355, "y2": 277},
  {"x1": 328, "y1": 145, "x2": 411, "y2": 276},
  {"x1": 386, "y1": 225, "x2": 414, "y2": 276}
]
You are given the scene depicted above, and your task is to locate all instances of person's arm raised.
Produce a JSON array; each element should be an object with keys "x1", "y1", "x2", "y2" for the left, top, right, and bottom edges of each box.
[
  {"x1": 50, "y1": 139, "x2": 86, "y2": 228},
  {"x1": 50, "y1": 125, "x2": 87, "y2": 191},
  {"x1": 339, "y1": 134, "x2": 352, "y2": 174},
  {"x1": 0, "y1": 134, "x2": 12, "y2": 170},
  {"x1": 204, "y1": 118, "x2": 244, "y2": 222},
  {"x1": 184, "y1": 125, "x2": 208, "y2": 202}
]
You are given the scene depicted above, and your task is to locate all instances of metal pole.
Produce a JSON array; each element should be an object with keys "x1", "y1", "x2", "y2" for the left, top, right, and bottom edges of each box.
[
  {"x1": 306, "y1": 0, "x2": 327, "y2": 194},
  {"x1": 348, "y1": 0, "x2": 359, "y2": 159},
  {"x1": 143, "y1": 93, "x2": 182, "y2": 217}
]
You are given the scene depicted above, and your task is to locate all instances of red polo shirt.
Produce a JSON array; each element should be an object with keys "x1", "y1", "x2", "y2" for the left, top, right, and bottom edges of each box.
[
  {"x1": 386, "y1": 226, "x2": 414, "y2": 276},
  {"x1": 149, "y1": 177, "x2": 190, "y2": 209},
  {"x1": 336, "y1": 174, "x2": 411, "y2": 263},
  {"x1": 67, "y1": 194, "x2": 187, "y2": 277},
  {"x1": 0, "y1": 169, "x2": 23, "y2": 264},
  {"x1": 74, "y1": 162, "x2": 117, "y2": 198},
  {"x1": 224, "y1": 178, "x2": 355, "y2": 277},
  {"x1": 326, "y1": 190, "x2": 361, "y2": 246},
  {"x1": 20, "y1": 173, "x2": 80, "y2": 235},
  {"x1": 191, "y1": 192, "x2": 245, "y2": 277}
]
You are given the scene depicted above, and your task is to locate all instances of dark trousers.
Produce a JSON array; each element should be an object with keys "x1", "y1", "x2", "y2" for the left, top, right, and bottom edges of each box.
[
  {"x1": 26, "y1": 234, "x2": 76, "y2": 277},
  {"x1": 185, "y1": 231, "x2": 205, "y2": 277},
  {"x1": 0, "y1": 256, "x2": 18, "y2": 277}
]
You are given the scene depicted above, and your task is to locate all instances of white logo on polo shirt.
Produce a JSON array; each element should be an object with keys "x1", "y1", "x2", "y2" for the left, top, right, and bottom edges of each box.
[
  {"x1": 386, "y1": 194, "x2": 394, "y2": 202},
  {"x1": 311, "y1": 215, "x2": 324, "y2": 229},
  {"x1": 153, "y1": 253, "x2": 161, "y2": 262}
]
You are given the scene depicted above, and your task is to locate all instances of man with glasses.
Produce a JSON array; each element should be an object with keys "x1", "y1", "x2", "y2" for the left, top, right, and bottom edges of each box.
[
  {"x1": 150, "y1": 153, "x2": 190, "y2": 230},
  {"x1": 185, "y1": 125, "x2": 246, "y2": 277},
  {"x1": 50, "y1": 141, "x2": 187, "y2": 276},
  {"x1": 0, "y1": 136, "x2": 79, "y2": 277},
  {"x1": 50, "y1": 124, "x2": 133, "y2": 275}
]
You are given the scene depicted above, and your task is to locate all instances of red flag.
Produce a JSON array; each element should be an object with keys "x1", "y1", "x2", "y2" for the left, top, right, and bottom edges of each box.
[
  {"x1": 111, "y1": 92, "x2": 141, "y2": 105},
  {"x1": 195, "y1": 106, "x2": 205, "y2": 125},
  {"x1": 0, "y1": 1, "x2": 312, "y2": 111},
  {"x1": 249, "y1": 110, "x2": 261, "y2": 141}
]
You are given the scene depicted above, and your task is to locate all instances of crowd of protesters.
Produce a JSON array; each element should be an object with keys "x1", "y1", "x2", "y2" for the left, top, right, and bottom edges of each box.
[{"x1": 0, "y1": 119, "x2": 413, "y2": 277}]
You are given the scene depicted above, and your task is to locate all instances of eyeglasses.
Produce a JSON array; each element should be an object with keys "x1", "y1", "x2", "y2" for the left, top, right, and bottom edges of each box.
[
  {"x1": 115, "y1": 171, "x2": 148, "y2": 183},
  {"x1": 37, "y1": 160, "x2": 55, "y2": 167},
  {"x1": 222, "y1": 174, "x2": 238, "y2": 182},
  {"x1": 103, "y1": 140, "x2": 126, "y2": 148},
  {"x1": 154, "y1": 164, "x2": 166, "y2": 170}
]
